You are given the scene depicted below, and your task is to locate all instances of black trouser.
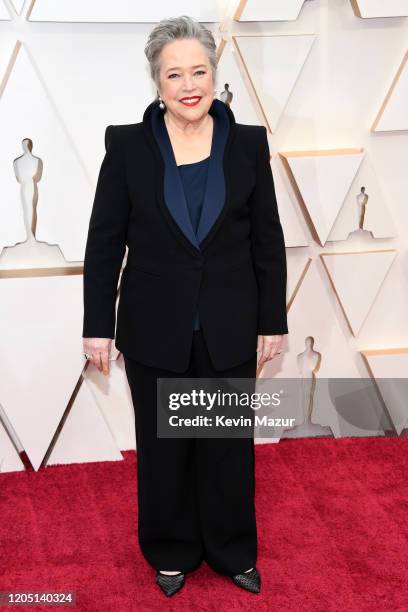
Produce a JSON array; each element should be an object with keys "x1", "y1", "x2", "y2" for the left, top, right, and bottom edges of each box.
[{"x1": 123, "y1": 328, "x2": 258, "y2": 576}]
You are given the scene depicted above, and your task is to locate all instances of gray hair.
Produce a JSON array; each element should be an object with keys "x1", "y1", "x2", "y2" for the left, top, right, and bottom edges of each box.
[{"x1": 144, "y1": 15, "x2": 218, "y2": 97}]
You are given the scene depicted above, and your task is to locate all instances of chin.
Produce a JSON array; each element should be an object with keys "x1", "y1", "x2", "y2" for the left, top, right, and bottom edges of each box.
[{"x1": 179, "y1": 107, "x2": 206, "y2": 118}]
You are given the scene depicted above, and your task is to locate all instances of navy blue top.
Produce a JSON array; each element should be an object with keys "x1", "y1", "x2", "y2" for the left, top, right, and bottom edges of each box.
[{"x1": 178, "y1": 156, "x2": 210, "y2": 330}]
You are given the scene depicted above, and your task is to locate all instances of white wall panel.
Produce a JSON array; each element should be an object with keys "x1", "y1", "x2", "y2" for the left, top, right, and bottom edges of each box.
[
  {"x1": 281, "y1": 149, "x2": 365, "y2": 246},
  {"x1": 351, "y1": 0, "x2": 408, "y2": 18},
  {"x1": 328, "y1": 156, "x2": 397, "y2": 241},
  {"x1": 234, "y1": 34, "x2": 315, "y2": 133},
  {"x1": 0, "y1": 1, "x2": 10, "y2": 20},
  {"x1": 271, "y1": 154, "x2": 310, "y2": 247},
  {"x1": 85, "y1": 356, "x2": 136, "y2": 452},
  {"x1": 10, "y1": 0, "x2": 25, "y2": 15},
  {"x1": 217, "y1": 40, "x2": 263, "y2": 126},
  {"x1": 217, "y1": 41, "x2": 312, "y2": 246},
  {"x1": 28, "y1": 0, "x2": 224, "y2": 23},
  {"x1": 46, "y1": 375, "x2": 123, "y2": 467},
  {"x1": 0, "y1": 420, "x2": 25, "y2": 472},
  {"x1": 0, "y1": 35, "x2": 16, "y2": 86},
  {"x1": 372, "y1": 51, "x2": 408, "y2": 132},
  {"x1": 361, "y1": 348, "x2": 408, "y2": 434},
  {"x1": 26, "y1": 31, "x2": 205, "y2": 177},
  {"x1": 321, "y1": 250, "x2": 397, "y2": 335},
  {"x1": 0, "y1": 273, "x2": 87, "y2": 471},
  {"x1": 234, "y1": 0, "x2": 306, "y2": 22},
  {"x1": 265, "y1": 260, "x2": 387, "y2": 437},
  {"x1": 0, "y1": 43, "x2": 93, "y2": 261}
]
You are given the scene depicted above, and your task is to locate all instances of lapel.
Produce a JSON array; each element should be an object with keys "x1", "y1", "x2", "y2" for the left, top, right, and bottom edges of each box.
[{"x1": 142, "y1": 97, "x2": 236, "y2": 255}]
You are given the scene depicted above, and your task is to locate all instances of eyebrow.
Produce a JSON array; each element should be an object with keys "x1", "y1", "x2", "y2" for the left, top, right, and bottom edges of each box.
[{"x1": 166, "y1": 64, "x2": 207, "y2": 72}]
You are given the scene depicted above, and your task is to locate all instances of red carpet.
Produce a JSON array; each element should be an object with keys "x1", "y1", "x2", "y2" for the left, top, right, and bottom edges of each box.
[{"x1": 1, "y1": 438, "x2": 408, "y2": 611}]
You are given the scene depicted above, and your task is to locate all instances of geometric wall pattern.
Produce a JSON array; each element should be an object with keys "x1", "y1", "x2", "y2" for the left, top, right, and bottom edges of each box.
[
  {"x1": 0, "y1": 273, "x2": 93, "y2": 471},
  {"x1": 279, "y1": 149, "x2": 365, "y2": 246},
  {"x1": 351, "y1": 0, "x2": 408, "y2": 18},
  {"x1": 371, "y1": 50, "x2": 408, "y2": 132},
  {"x1": 0, "y1": 2, "x2": 10, "y2": 20},
  {"x1": 0, "y1": 41, "x2": 93, "y2": 260},
  {"x1": 217, "y1": 40, "x2": 309, "y2": 246},
  {"x1": 361, "y1": 348, "x2": 408, "y2": 435},
  {"x1": 327, "y1": 156, "x2": 397, "y2": 241},
  {"x1": 0, "y1": 35, "x2": 17, "y2": 99},
  {"x1": 0, "y1": 0, "x2": 407, "y2": 472},
  {"x1": 320, "y1": 250, "x2": 398, "y2": 336},
  {"x1": 216, "y1": 39, "x2": 262, "y2": 127},
  {"x1": 269, "y1": 151, "x2": 310, "y2": 248},
  {"x1": 10, "y1": 1, "x2": 25, "y2": 16},
  {"x1": 234, "y1": 0, "x2": 307, "y2": 22},
  {"x1": 27, "y1": 0, "x2": 223, "y2": 22},
  {"x1": 46, "y1": 375, "x2": 124, "y2": 468},
  {"x1": 246, "y1": 259, "x2": 398, "y2": 439},
  {"x1": 0, "y1": 418, "x2": 25, "y2": 473},
  {"x1": 233, "y1": 34, "x2": 315, "y2": 133},
  {"x1": 272, "y1": 258, "x2": 362, "y2": 379},
  {"x1": 262, "y1": 258, "x2": 387, "y2": 438}
]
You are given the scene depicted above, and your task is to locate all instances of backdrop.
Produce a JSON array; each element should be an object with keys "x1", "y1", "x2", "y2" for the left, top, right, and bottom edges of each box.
[{"x1": 0, "y1": 0, "x2": 407, "y2": 472}]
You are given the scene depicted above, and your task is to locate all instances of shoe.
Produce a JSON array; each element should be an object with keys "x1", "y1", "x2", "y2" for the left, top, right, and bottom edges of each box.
[
  {"x1": 156, "y1": 571, "x2": 185, "y2": 596},
  {"x1": 231, "y1": 567, "x2": 261, "y2": 593}
]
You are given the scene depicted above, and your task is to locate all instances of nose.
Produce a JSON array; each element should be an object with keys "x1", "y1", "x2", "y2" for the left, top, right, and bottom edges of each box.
[{"x1": 182, "y1": 74, "x2": 195, "y2": 90}]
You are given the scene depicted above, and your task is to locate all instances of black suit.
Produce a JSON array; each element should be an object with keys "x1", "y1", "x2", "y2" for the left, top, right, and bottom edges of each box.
[
  {"x1": 82, "y1": 98, "x2": 288, "y2": 372},
  {"x1": 82, "y1": 98, "x2": 288, "y2": 576}
]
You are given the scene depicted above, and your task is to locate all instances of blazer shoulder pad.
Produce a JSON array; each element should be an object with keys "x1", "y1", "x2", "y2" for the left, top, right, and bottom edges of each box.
[
  {"x1": 104, "y1": 122, "x2": 143, "y2": 149},
  {"x1": 106, "y1": 122, "x2": 142, "y2": 136},
  {"x1": 236, "y1": 122, "x2": 266, "y2": 142}
]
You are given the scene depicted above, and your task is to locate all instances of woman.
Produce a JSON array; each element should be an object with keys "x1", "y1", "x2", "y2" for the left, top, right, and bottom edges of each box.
[{"x1": 82, "y1": 16, "x2": 288, "y2": 597}]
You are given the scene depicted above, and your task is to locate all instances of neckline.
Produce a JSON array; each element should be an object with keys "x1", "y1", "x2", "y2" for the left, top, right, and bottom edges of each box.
[
  {"x1": 177, "y1": 155, "x2": 210, "y2": 168},
  {"x1": 162, "y1": 111, "x2": 215, "y2": 171}
]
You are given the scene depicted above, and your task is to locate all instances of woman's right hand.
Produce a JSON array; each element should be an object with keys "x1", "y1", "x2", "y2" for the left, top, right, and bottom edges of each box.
[{"x1": 83, "y1": 337, "x2": 112, "y2": 375}]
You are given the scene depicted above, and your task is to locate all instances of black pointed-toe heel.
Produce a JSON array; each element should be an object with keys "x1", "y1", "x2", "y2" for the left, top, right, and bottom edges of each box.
[
  {"x1": 156, "y1": 571, "x2": 185, "y2": 596},
  {"x1": 231, "y1": 567, "x2": 261, "y2": 594}
]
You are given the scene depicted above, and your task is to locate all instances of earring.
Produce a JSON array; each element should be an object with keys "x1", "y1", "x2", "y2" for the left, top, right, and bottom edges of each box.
[{"x1": 158, "y1": 95, "x2": 165, "y2": 109}]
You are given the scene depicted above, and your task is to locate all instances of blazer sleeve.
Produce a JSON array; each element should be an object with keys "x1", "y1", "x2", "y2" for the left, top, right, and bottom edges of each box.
[
  {"x1": 249, "y1": 126, "x2": 289, "y2": 336},
  {"x1": 82, "y1": 125, "x2": 131, "y2": 339}
]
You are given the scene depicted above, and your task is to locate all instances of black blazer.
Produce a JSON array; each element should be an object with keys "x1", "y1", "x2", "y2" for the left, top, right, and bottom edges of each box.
[{"x1": 82, "y1": 97, "x2": 288, "y2": 372}]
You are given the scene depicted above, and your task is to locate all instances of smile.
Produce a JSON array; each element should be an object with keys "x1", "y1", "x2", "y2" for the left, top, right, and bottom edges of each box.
[{"x1": 180, "y1": 97, "x2": 201, "y2": 106}]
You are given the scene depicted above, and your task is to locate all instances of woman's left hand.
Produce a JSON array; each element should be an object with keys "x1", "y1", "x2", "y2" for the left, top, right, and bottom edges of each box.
[{"x1": 256, "y1": 335, "x2": 283, "y2": 372}]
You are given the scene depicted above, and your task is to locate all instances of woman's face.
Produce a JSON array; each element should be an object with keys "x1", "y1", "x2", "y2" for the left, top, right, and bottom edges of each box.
[{"x1": 157, "y1": 38, "x2": 214, "y2": 123}]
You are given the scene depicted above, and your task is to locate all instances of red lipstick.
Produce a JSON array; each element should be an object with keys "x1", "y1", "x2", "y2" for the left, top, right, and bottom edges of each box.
[{"x1": 180, "y1": 96, "x2": 201, "y2": 106}]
